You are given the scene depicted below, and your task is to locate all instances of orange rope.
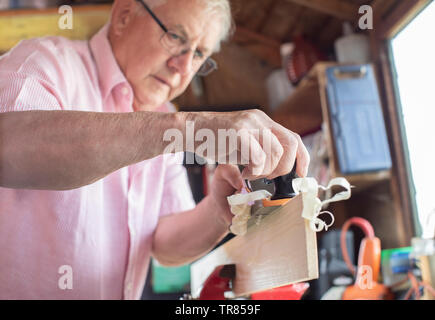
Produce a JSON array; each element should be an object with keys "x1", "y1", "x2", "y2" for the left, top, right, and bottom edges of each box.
[
  {"x1": 340, "y1": 217, "x2": 376, "y2": 276},
  {"x1": 339, "y1": 218, "x2": 435, "y2": 300}
]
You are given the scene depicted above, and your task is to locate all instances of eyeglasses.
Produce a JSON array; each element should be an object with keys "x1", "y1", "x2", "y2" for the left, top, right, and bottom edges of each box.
[{"x1": 136, "y1": 0, "x2": 218, "y2": 77}]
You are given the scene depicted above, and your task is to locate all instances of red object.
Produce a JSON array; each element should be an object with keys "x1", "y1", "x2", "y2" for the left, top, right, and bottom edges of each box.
[
  {"x1": 286, "y1": 35, "x2": 325, "y2": 85},
  {"x1": 199, "y1": 264, "x2": 235, "y2": 300},
  {"x1": 251, "y1": 283, "x2": 309, "y2": 300}
]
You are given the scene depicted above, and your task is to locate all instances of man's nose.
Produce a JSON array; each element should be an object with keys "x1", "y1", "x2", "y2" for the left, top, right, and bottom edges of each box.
[{"x1": 167, "y1": 50, "x2": 194, "y2": 75}]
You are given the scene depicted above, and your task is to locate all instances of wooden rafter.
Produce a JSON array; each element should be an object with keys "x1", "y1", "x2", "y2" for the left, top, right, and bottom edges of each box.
[
  {"x1": 284, "y1": 0, "x2": 359, "y2": 21},
  {"x1": 233, "y1": 26, "x2": 282, "y2": 67},
  {"x1": 255, "y1": 0, "x2": 279, "y2": 33},
  {"x1": 377, "y1": 0, "x2": 431, "y2": 39}
]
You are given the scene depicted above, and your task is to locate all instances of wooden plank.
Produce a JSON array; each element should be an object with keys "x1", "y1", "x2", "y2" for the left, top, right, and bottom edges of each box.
[
  {"x1": 272, "y1": 79, "x2": 323, "y2": 135},
  {"x1": 234, "y1": 26, "x2": 282, "y2": 48},
  {"x1": 377, "y1": 0, "x2": 431, "y2": 39},
  {"x1": 271, "y1": 62, "x2": 334, "y2": 136},
  {"x1": 239, "y1": 0, "x2": 277, "y2": 32},
  {"x1": 231, "y1": 0, "x2": 264, "y2": 27},
  {"x1": 345, "y1": 170, "x2": 391, "y2": 192},
  {"x1": 233, "y1": 26, "x2": 282, "y2": 68},
  {"x1": 284, "y1": 0, "x2": 359, "y2": 21},
  {"x1": 190, "y1": 195, "x2": 318, "y2": 298},
  {"x1": 201, "y1": 42, "x2": 274, "y2": 111},
  {"x1": 258, "y1": 0, "x2": 301, "y2": 41},
  {"x1": 371, "y1": 0, "x2": 399, "y2": 22},
  {"x1": 176, "y1": 41, "x2": 275, "y2": 111},
  {"x1": 316, "y1": 62, "x2": 340, "y2": 178},
  {"x1": 0, "y1": 5, "x2": 111, "y2": 52},
  {"x1": 348, "y1": 180, "x2": 409, "y2": 249},
  {"x1": 314, "y1": 17, "x2": 344, "y2": 52}
]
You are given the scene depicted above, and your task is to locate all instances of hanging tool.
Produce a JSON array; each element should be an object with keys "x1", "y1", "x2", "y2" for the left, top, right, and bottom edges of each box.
[{"x1": 340, "y1": 217, "x2": 393, "y2": 300}]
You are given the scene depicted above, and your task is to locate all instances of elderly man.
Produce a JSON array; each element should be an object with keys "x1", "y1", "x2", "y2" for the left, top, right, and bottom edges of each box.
[{"x1": 0, "y1": 0, "x2": 309, "y2": 299}]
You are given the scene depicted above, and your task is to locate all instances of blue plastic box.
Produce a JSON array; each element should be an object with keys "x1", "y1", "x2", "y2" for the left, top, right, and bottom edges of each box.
[{"x1": 326, "y1": 64, "x2": 392, "y2": 174}]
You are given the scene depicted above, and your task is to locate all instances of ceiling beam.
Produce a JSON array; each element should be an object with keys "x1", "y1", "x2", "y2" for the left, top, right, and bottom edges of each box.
[
  {"x1": 233, "y1": 26, "x2": 282, "y2": 68},
  {"x1": 284, "y1": 0, "x2": 359, "y2": 21},
  {"x1": 234, "y1": 26, "x2": 281, "y2": 48},
  {"x1": 376, "y1": 0, "x2": 431, "y2": 39}
]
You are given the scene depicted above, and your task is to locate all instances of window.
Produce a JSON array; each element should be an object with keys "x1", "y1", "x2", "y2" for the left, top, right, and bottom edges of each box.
[{"x1": 390, "y1": 1, "x2": 435, "y2": 238}]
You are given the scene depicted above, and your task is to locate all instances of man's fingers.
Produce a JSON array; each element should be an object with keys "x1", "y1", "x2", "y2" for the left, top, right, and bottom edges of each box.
[
  {"x1": 200, "y1": 109, "x2": 310, "y2": 179},
  {"x1": 243, "y1": 133, "x2": 266, "y2": 178},
  {"x1": 267, "y1": 130, "x2": 298, "y2": 178},
  {"x1": 295, "y1": 134, "x2": 310, "y2": 177},
  {"x1": 258, "y1": 129, "x2": 283, "y2": 178}
]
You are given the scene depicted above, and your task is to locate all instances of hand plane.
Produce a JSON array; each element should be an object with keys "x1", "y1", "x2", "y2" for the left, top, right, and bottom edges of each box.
[{"x1": 245, "y1": 163, "x2": 299, "y2": 226}]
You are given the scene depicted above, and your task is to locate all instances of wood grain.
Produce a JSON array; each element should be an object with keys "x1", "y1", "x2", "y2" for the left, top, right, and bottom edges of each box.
[
  {"x1": 0, "y1": 5, "x2": 111, "y2": 52},
  {"x1": 190, "y1": 195, "x2": 318, "y2": 298},
  {"x1": 284, "y1": 0, "x2": 359, "y2": 21},
  {"x1": 376, "y1": 0, "x2": 431, "y2": 39}
]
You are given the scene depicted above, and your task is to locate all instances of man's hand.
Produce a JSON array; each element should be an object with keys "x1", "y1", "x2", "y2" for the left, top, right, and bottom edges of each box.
[
  {"x1": 209, "y1": 164, "x2": 244, "y2": 229},
  {"x1": 187, "y1": 109, "x2": 310, "y2": 181},
  {"x1": 151, "y1": 164, "x2": 244, "y2": 266}
]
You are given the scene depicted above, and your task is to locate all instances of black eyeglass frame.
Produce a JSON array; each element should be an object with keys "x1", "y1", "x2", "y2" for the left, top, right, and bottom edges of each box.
[{"x1": 135, "y1": 0, "x2": 218, "y2": 76}]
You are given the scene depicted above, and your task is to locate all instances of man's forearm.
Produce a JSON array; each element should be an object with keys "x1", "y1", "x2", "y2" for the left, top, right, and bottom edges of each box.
[
  {"x1": 151, "y1": 196, "x2": 230, "y2": 266},
  {"x1": 0, "y1": 110, "x2": 186, "y2": 190}
]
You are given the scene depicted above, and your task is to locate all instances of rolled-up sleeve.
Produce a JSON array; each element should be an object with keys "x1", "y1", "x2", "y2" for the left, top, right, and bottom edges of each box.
[
  {"x1": 0, "y1": 71, "x2": 62, "y2": 112},
  {"x1": 0, "y1": 38, "x2": 67, "y2": 113},
  {"x1": 159, "y1": 153, "x2": 196, "y2": 217}
]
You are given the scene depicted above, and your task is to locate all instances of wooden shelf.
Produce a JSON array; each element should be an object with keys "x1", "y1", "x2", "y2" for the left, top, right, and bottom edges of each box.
[
  {"x1": 271, "y1": 62, "x2": 393, "y2": 194},
  {"x1": 339, "y1": 170, "x2": 392, "y2": 192},
  {"x1": 0, "y1": 4, "x2": 111, "y2": 52},
  {"x1": 273, "y1": 61, "x2": 412, "y2": 247},
  {"x1": 271, "y1": 62, "x2": 337, "y2": 136},
  {"x1": 271, "y1": 76, "x2": 322, "y2": 135}
]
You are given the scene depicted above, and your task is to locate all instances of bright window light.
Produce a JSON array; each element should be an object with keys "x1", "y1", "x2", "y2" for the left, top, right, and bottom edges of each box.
[{"x1": 391, "y1": 1, "x2": 435, "y2": 238}]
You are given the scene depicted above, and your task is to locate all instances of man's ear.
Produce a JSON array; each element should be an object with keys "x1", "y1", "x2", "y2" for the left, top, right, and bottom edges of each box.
[{"x1": 110, "y1": 0, "x2": 137, "y2": 37}]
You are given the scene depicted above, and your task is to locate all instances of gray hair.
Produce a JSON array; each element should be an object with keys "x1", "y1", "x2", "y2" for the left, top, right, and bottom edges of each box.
[
  {"x1": 201, "y1": 0, "x2": 234, "y2": 47},
  {"x1": 143, "y1": 0, "x2": 234, "y2": 52}
]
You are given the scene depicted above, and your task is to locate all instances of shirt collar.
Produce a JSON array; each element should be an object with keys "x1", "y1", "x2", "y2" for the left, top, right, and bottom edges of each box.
[{"x1": 89, "y1": 24, "x2": 130, "y2": 105}]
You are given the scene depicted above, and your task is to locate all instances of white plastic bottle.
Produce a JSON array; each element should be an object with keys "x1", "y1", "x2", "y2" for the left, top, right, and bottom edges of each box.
[{"x1": 334, "y1": 22, "x2": 371, "y2": 64}]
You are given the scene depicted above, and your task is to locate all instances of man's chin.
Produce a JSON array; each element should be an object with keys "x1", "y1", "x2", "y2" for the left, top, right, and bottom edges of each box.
[{"x1": 132, "y1": 97, "x2": 166, "y2": 112}]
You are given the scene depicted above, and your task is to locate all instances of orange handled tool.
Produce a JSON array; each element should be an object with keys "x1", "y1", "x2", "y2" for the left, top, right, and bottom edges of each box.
[
  {"x1": 340, "y1": 217, "x2": 393, "y2": 300},
  {"x1": 262, "y1": 162, "x2": 298, "y2": 207}
]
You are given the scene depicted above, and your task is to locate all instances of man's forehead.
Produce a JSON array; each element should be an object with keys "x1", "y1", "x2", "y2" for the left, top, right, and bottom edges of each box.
[
  {"x1": 139, "y1": 0, "x2": 222, "y2": 53},
  {"x1": 170, "y1": 24, "x2": 212, "y2": 55},
  {"x1": 161, "y1": 5, "x2": 220, "y2": 51}
]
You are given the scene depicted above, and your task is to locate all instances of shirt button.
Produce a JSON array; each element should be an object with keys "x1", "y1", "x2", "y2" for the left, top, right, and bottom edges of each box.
[{"x1": 121, "y1": 86, "x2": 129, "y2": 96}]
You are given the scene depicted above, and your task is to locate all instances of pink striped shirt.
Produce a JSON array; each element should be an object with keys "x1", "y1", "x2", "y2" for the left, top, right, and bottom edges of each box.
[{"x1": 0, "y1": 24, "x2": 195, "y2": 299}]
